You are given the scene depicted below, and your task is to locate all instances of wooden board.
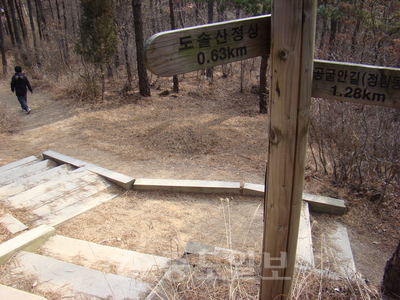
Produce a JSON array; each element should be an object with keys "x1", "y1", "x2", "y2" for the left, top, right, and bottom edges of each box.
[
  {"x1": 312, "y1": 60, "x2": 400, "y2": 108},
  {"x1": 144, "y1": 15, "x2": 271, "y2": 77}
]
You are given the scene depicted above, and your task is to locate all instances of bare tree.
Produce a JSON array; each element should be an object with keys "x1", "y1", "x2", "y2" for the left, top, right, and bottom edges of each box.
[
  {"x1": 26, "y1": 0, "x2": 39, "y2": 65},
  {"x1": 0, "y1": 9, "x2": 7, "y2": 74},
  {"x1": 115, "y1": 0, "x2": 135, "y2": 91},
  {"x1": 205, "y1": 0, "x2": 213, "y2": 80},
  {"x1": 34, "y1": 0, "x2": 46, "y2": 41},
  {"x1": 0, "y1": 0, "x2": 15, "y2": 45},
  {"x1": 8, "y1": 0, "x2": 22, "y2": 45},
  {"x1": 169, "y1": 0, "x2": 179, "y2": 93},
  {"x1": 15, "y1": 0, "x2": 27, "y2": 40},
  {"x1": 132, "y1": 0, "x2": 150, "y2": 96}
]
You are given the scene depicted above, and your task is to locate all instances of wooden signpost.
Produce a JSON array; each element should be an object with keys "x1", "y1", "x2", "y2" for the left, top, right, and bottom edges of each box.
[
  {"x1": 144, "y1": 1, "x2": 400, "y2": 299},
  {"x1": 260, "y1": 0, "x2": 316, "y2": 298}
]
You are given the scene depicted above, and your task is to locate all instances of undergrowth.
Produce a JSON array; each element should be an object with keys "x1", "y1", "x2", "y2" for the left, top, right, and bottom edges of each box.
[{"x1": 0, "y1": 102, "x2": 19, "y2": 133}]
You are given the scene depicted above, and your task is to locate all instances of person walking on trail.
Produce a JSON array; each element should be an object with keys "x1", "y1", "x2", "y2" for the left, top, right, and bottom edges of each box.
[{"x1": 11, "y1": 66, "x2": 33, "y2": 114}]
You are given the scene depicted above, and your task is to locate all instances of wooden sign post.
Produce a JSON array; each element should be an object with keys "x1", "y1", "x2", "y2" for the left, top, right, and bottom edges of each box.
[
  {"x1": 143, "y1": 1, "x2": 400, "y2": 299},
  {"x1": 259, "y1": 0, "x2": 316, "y2": 298}
]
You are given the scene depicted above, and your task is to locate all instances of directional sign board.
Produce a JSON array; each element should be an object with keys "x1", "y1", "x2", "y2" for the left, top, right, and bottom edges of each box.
[
  {"x1": 144, "y1": 15, "x2": 271, "y2": 77},
  {"x1": 144, "y1": 16, "x2": 400, "y2": 109},
  {"x1": 312, "y1": 60, "x2": 400, "y2": 108}
]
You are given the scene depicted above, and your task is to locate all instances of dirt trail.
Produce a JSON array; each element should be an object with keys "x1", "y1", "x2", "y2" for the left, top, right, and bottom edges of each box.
[
  {"x1": 0, "y1": 81, "x2": 76, "y2": 164},
  {"x1": 0, "y1": 79, "x2": 268, "y2": 184}
]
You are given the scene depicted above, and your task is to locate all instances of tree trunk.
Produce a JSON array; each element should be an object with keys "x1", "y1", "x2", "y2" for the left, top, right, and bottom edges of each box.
[
  {"x1": 8, "y1": 0, "x2": 22, "y2": 45},
  {"x1": 329, "y1": 18, "x2": 337, "y2": 49},
  {"x1": 259, "y1": 55, "x2": 269, "y2": 114},
  {"x1": 149, "y1": 0, "x2": 157, "y2": 33},
  {"x1": 206, "y1": 0, "x2": 214, "y2": 80},
  {"x1": 239, "y1": 60, "x2": 244, "y2": 92},
  {"x1": 55, "y1": 0, "x2": 68, "y2": 67},
  {"x1": 0, "y1": 0, "x2": 14, "y2": 45},
  {"x1": 169, "y1": 0, "x2": 179, "y2": 93},
  {"x1": 26, "y1": 0, "x2": 40, "y2": 65},
  {"x1": 381, "y1": 241, "x2": 400, "y2": 299},
  {"x1": 100, "y1": 64, "x2": 105, "y2": 101},
  {"x1": 34, "y1": 0, "x2": 46, "y2": 40},
  {"x1": 132, "y1": 0, "x2": 150, "y2": 97},
  {"x1": 68, "y1": 0, "x2": 79, "y2": 40},
  {"x1": 0, "y1": 9, "x2": 7, "y2": 74},
  {"x1": 217, "y1": 0, "x2": 225, "y2": 22},
  {"x1": 350, "y1": 0, "x2": 364, "y2": 60},
  {"x1": 123, "y1": 45, "x2": 134, "y2": 91},
  {"x1": 47, "y1": 0, "x2": 55, "y2": 20},
  {"x1": 158, "y1": 0, "x2": 162, "y2": 32},
  {"x1": 176, "y1": 0, "x2": 184, "y2": 28},
  {"x1": 194, "y1": 2, "x2": 201, "y2": 24},
  {"x1": 16, "y1": 0, "x2": 27, "y2": 39},
  {"x1": 61, "y1": 0, "x2": 69, "y2": 62}
]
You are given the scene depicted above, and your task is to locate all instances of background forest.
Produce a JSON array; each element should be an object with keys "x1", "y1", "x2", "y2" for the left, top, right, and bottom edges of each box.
[{"x1": 0, "y1": 0, "x2": 399, "y2": 238}]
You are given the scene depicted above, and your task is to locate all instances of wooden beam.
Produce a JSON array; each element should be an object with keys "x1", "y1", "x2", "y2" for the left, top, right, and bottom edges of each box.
[{"x1": 260, "y1": 0, "x2": 317, "y2": 299}]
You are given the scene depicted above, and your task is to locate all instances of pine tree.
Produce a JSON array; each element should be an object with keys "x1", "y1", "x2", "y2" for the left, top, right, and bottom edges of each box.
[{"x1": 75, "y1": 0, "x2": 117, "y2": 100}]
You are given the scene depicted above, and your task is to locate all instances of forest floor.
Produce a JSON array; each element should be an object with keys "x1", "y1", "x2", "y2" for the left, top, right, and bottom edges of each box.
[{"x1": 0, "y1": 72, "x2": 398, "y2": 298}]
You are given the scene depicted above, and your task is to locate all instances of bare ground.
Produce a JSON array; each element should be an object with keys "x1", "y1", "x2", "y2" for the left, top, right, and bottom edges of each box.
[{"x1": 0, "y1": 73, "x2": 398, "y2": 296}]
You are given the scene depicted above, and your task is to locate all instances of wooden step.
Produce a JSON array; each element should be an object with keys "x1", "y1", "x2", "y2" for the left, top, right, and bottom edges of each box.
[
  {"x1": 0, "y1": 159, "x2": 52, "y2": 185},
  {"x1": 0, "y1": 225, "x2": 55, "y2": 264},
  {"x1": 0, "y1": 213, "x2": 28, "y2": 234},
  {"x1": 0, "y1": 164, "x2": 71, "y2": 201},
  {"x1": 27, "y1": 171, "x2": 111, "y2": 213},
  {"x1": 32, "y1": 190, "x2": 119, "y2": 227},
  {"x1": 8, "y1": 251, "x2": 149, "y2": 300},
  {"x1": 323, "y1": 222, "x2": 357, "y2": 278},
  {"x1": 5, "y1": 167, "x2": 93, "y2": 209},
  {"x1": 39, "y1": 235, "x2": 171, "y2": 281},
  {"x1": 0, "y1": 156, "x2": 38, "y2": 173}
]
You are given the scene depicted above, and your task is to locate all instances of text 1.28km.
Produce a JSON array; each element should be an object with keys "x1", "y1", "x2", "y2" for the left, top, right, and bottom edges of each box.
[
  {"x1": 197, "y1": 46, "x2": 247, "y2": 65},
  {"x1": 331, "y1": 85, "x2": 386, "y2": 102}
]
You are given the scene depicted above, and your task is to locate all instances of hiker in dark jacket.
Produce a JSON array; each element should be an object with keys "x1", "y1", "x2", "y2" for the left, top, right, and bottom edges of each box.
[{"x1": 11, "y1": 66, "x2": 33, "y2": 114}]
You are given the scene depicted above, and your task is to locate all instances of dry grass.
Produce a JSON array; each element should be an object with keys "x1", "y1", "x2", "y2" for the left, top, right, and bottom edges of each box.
[
  {"x1": 153, "y1": 256, "x2": 260, "y2": 300},
  {"x1": 290, "y1": 267, "x2": 381, "y2": 300},
  {"x1": 0, "y1": 215, "x2": 15, "y2": 244},
  {"x1": 142, "y1": 120, "x2": 222, "y2": 155},
  {"x1": 0, "y1": 204, "x2": 29, "y2": 244},
  {"x1": 0, "y1": 102, "x2": 19, "y2": 133}
]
